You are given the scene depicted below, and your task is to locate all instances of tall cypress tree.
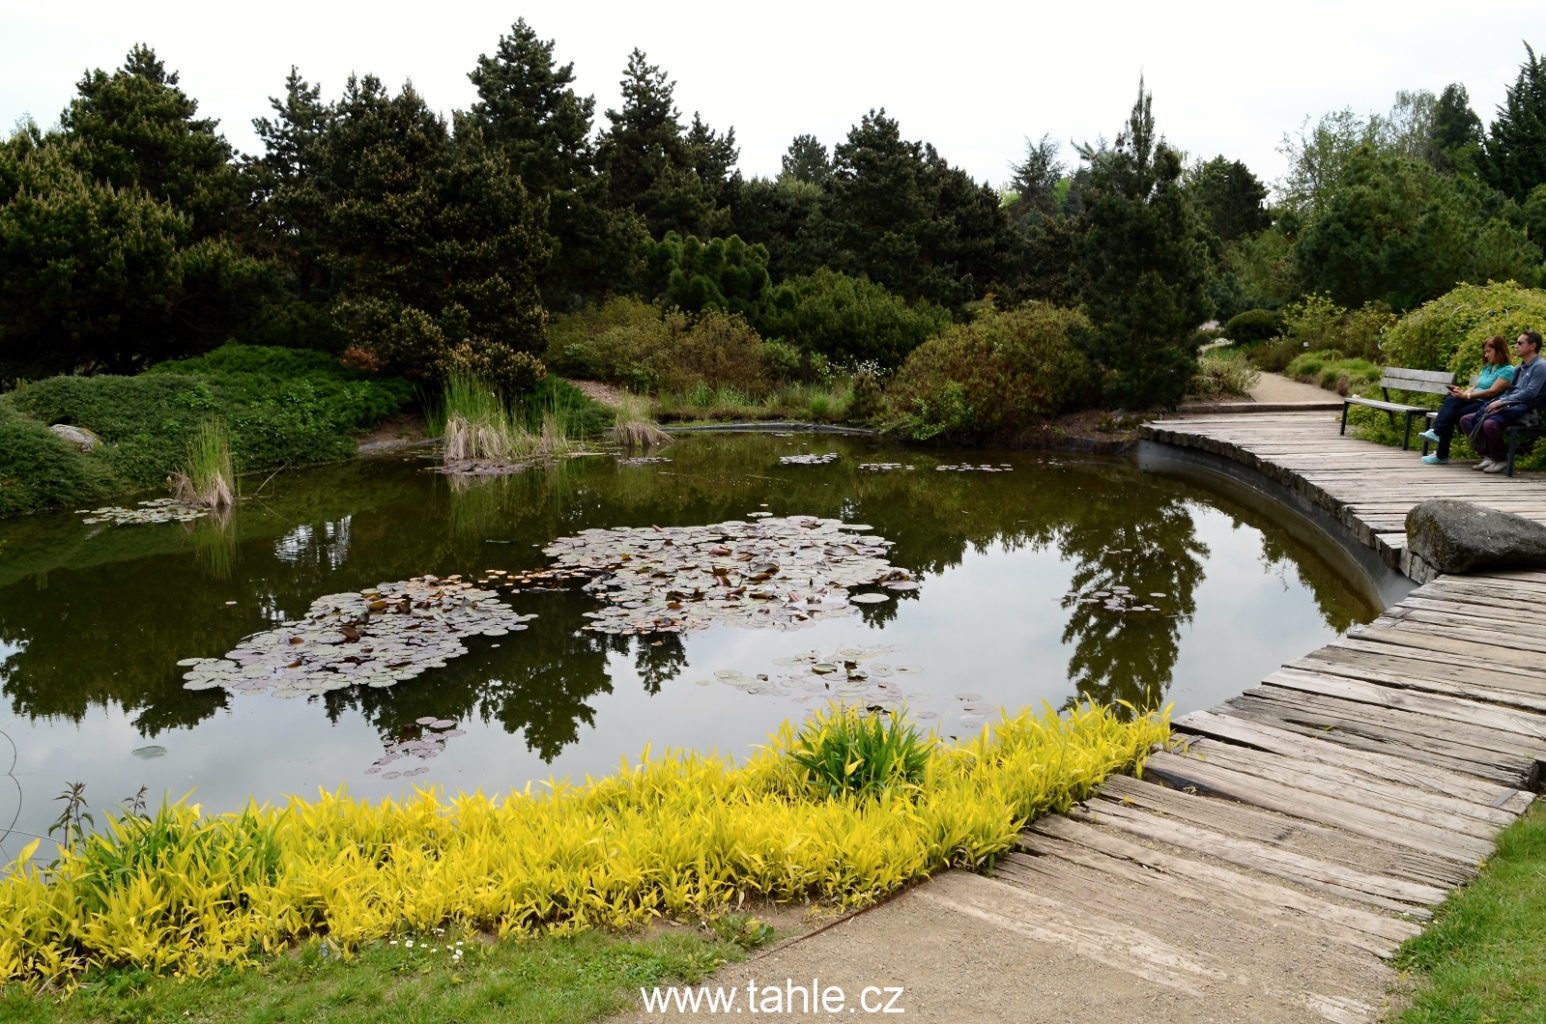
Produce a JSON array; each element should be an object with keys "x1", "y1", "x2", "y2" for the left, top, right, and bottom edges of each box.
[
  {"x1": 1485, "y1": 43, "x2": 1546, "y2": 201},
  {"x1": 1074, "y1": 79, "x2": 1211, "y2": 409},
  {"x1": 1428, "y1": 83, "x2": 1483, "y2": 175}
]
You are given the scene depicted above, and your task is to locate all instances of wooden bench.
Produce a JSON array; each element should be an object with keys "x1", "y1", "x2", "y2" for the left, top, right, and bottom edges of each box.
[
  {"x1": 1504, "y1": 405, "x2": 1545, "y2": 476},
  {"x1": 1340, "y1": 367, "x2": 1454, "y2": 450}
]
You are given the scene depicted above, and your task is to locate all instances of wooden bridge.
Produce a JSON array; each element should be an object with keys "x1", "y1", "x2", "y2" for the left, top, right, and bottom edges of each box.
[{"x1": 621, "y1": 409, "x2": 1546, "y2": 1024}]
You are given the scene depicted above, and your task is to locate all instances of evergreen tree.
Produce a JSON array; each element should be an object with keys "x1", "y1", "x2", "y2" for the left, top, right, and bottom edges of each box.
[
  {"x1": 467, "y1": 19, "x2": 646, "y2": 306},
  {"x1": 1428, "y1": 83, "x2": 1483, "y2": 175},
  {"x1": 1186, "y1": 156, "x2": 1270, "y2": 243},
  {"x1": 276, "y1": 75, "x2": 551, "y2": 385},
  {"x1": 801, "y1": 109, "x2": 1016, "y2": 310},
  {"x1": 597, "y1": 50, "x2": 724, "y2": 237},
  {"x1": 1295, "y1": 145, "x2": 1540, "y2": 311},
  {"x1": 1485, "y1": 42, "x2": 1546, "y2": 201},
  {"x1": 686, "y1": 112, "x2": 740, "y2": 211},
  {"x1": 779, "y1": 134, "x2": 830, "y2": 185},
  {"x1": 61, "y1": 44, "x2": 246, "y2": 237},
  {"x1": 1006, "y1": 134, "x2": 1063, "y2": 219},
  {"x1": 727, "y1": 175, "x2": 820, "y2": 278},
  {"x1": 1, "y1": 46, "x2": 276, "y2": 377},
  {"x1": 1074, "y1": 79, "x2": 1212, "y2": 409}
]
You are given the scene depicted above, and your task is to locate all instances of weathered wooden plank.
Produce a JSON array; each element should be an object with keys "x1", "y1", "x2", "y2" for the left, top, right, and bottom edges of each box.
[
  {"x1": 1181, "y1": 737, "x2": 1517, "y2": 827},
  {"x1": 1204, "y1": 702, "x2": 1528, "y2": 785},
  {"x1": 1140, "y1": 750, "x2": 1493, "y2": 864},
  {"x1": 1096, "y1": 774, "x2": 1472, "y2": 887},
  {"x1": 1262, "y1": 668, "x2": 1546, "y2": 743},
  {"x1": 1175, "y1": 709, "x2": 1534, "y2": 812},
  {"x1": 1228, "y1": 694, "x2": 1535, "y2": 783},
  {"x1": 1074, "y1": 800, "x2": 1440, "y2": 914},
  {"x1": 1021, "y1": 818, "x2": 1420, "y2": 949},
  {"x1": 994, "y1": 851, "x2": 1391, "y2": 965}
]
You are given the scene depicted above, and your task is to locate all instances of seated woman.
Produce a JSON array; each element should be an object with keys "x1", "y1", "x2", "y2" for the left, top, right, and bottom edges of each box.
[{"x1": 1419, "y1": 334, "x2": 1515, "y2": 464}]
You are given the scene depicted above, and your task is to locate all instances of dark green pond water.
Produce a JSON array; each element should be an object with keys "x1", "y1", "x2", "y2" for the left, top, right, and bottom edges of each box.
[{"x1": 0, "y1": 433, "x2": 1373, "y2": 857}]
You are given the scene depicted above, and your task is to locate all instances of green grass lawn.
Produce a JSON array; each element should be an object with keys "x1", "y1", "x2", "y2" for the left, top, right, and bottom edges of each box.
[
  {"x1": 1395, "y1": 803, "x2": 1546, "y2": 1023},
  {"x1": 0, "y1": 920, "x2": 774, "y2": 1024}
]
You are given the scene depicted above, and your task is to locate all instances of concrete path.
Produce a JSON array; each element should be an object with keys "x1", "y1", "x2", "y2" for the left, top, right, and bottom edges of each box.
[{"x1": 1184, "y1": 372, "x2": 1344, "y2": 414}]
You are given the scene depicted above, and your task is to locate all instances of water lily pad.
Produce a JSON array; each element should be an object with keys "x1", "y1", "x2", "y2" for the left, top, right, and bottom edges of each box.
[
  {"x1": 132, "y1": 745, "x2": 167, "y2": 759},
  {"x1": 849, "y1": 593, "x2": 889, "y2": 604}
]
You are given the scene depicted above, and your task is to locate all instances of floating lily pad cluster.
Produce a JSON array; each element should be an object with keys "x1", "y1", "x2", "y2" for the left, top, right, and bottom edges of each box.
[
  {"x1": 935, "y1": 463, "x2": 1013, "y2": 473},
  {"x1": 78, "y1": 498, "x2": 208, "y2": 526},
  {"x1": 1065, "y1": 584, "x2": 1168, "y2": 614},
  {"x1": 544, "y1": 516, "x2": 915, "y2": 635},
  {"x1": 858, "y1": 463, "x2": 915, "y2": 473},
  {"x1": 694, "y1": 645, "x2": 926, "y2": 710},
  {"x1": 779, "y1": 452, "x2": 839, "y2": 466},
  {"x1": 366, "y1": 717, "x2": 466, "y2": 779},
  {"x1": 179, "y1": 576, "x2": 535, "y2": 697},
  {"x1": 618, "y1": 456, "x2": 672, "y2": 466}
]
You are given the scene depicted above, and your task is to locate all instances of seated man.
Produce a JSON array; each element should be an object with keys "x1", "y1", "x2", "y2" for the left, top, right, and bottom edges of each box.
[{"x1": 1459, "y1": 330, "x2": 1545, "y2": 473}]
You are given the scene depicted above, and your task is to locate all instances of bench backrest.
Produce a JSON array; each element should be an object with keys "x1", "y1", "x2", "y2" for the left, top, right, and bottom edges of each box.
[{"x1": 1380, "y1": 367, "x2": 1454, "y2": 395}]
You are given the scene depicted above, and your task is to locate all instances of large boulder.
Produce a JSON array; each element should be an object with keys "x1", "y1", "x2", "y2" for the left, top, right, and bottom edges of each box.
[
  {"x1": 48, "y1": 423, "x2": 102, "y2": 452},
  {"x1": 1406, "y1": 499, "x2": 1546, "y2": 574}
]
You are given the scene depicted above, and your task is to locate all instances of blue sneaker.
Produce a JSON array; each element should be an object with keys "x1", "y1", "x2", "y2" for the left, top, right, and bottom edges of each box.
[
  {"x1": 1418, "y1": 429, "x2": 1442, "y2": 444},
  {"x1": 1421, "y1": 453, "x2": 1448, "y2": 465}
]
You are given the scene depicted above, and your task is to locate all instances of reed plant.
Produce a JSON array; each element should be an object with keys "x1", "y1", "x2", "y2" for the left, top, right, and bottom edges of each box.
[
  {"x1": 608, "y1": 392, "x2": 672, "y2": 449},
  {"x1": 0, "y1": 701, "x2": 1168, "y2": 987},
  {"x1": 439, "y1": 375, "x2": 586, "y2": 464},
  {"x1": 168, "y1": 419, "x2": 235, "y2": 510}
]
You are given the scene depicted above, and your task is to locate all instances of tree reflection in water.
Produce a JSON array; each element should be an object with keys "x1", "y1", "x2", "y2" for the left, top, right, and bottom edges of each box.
[{"x1": 0, "y1": 435, "x2": 1371, "y2": 769}]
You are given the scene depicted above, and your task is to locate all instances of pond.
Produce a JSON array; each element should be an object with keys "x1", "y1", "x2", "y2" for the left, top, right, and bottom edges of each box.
[{"x1": 0, "y1": 432, "x2": 1375, "y2": 858}]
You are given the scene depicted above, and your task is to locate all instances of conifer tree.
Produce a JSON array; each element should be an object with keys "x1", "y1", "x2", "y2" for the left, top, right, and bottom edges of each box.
[
  {"x1": 1485, "y1": 42, "x2": 1546, "y2": 201},
  {"x1": 1074, "y1": 79, "x2": 1211, "y2": 409},
  {"x1": 1428, "y1": 83, "x2": 1483, "y2": 175},
  {"x1": 780, "y1": 134, "x2": 830, "y2": 185}
]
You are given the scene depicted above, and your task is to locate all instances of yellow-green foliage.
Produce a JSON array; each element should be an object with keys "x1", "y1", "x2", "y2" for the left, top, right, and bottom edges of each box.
[
  {"x1": 0, "y1": 702, "x2": 1166, "y2": 987},
  {"x1": 1381, "y1": 281, "x2": 1546, "y2": 379}
]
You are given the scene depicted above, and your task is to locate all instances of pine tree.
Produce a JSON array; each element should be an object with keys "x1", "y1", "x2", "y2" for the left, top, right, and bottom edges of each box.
[
  {"x1": 1186, "y1": 156, "x2": 1269, "y2": 243},
  {"x1": 466, "y1": 20, "x2": 645, "y2": 305},
  {"x1": 1428, "y1": 83, "x2": 1483, "y2": 175},
  {"x1": 1485, "y1": 43, "x2": 1546, "y2": 201},
  {"x1": 596, "y1": 50, "x2": 723, "y2": 237},
  {"x1": 1074, "y1": 79, "x2": 1212, "y2": 409},
  {"x1": 779, "y1": 134, "x2": 830, "y2": 185},
  {"x1": 1006, "y1": 134, "x2": 1063, "y2": 219}
]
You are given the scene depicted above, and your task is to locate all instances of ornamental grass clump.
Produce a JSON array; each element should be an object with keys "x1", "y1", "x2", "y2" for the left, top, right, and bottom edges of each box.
[
  {"x1": 0, "y1": 700, "x2": 1168, "y2": 988},
  {"x1": 789, "y1": 705, "x2": 932, "y2": 799},
  {"x1": 168, "y1": 419, "x2": 235, "y2": 510},
  {"x1": 608, "y1": 392, "x2": 671, "y2": 449}
]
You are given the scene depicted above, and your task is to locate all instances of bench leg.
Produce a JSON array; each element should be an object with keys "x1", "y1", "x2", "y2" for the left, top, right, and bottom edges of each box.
[
  {"x1": 1340, "y1": 403, "x2": 1349, "y2": 436},
  {"x1": 1402, "y1": 415, "x2": 1413, "y2": 451}
]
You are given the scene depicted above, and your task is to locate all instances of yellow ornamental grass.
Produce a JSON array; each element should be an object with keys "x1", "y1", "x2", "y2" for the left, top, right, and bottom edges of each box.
[{"x1": 0, "y1": 700, "x2": 1167, "y2": 987}]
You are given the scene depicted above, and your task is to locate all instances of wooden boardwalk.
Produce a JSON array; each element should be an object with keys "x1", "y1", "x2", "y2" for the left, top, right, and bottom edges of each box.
[
  {"x1": 623, "y1": 410, "x2": 1546, "y2": 1024},
  {"x1": 963, "y1": 412, "x2": 1546, "y2": 1022}
]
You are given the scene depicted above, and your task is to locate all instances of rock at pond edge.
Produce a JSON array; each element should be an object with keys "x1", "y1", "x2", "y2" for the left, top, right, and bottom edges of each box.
[{"x1": 1406, "y1": 499, "x2": 1546, "y2": 574}]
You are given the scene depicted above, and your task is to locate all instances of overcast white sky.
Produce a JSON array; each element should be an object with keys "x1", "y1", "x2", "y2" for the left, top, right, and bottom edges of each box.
[{"x1": 3, "y1": 1, "x2": 1542, "y2": 193}]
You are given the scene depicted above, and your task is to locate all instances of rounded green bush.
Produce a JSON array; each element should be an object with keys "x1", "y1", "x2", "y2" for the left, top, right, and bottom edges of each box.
[
  {"x1": 887, "y1": 303, "x2": 1096, "y2": 441},
  {"x1": 1224, "y1": 308, "x2": 1284, "y2": 344}
]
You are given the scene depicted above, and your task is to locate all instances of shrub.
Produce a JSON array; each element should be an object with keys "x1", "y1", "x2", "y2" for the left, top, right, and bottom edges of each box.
[
  {"x1": 0, "y1": 345, "x2": 411, "y2": 515},
  {"x1": 658, "y1": 310, "x2": 771, "y2": 397},
  {"x1": 760, "y1": 269, "x2": 951, "y2": 369},
  {"x1": 847, "y1": 368, "x2": 885, "y2": 421},
  {"x1": 433, "y1": 341, "x2": 546, "y2": 397},
  {"x1": 0, "y1": 404, "x2": 115, "y2": 517},
  {"x1": 1224, "y1": 308, "x2": 1284, "y2": 344},
  {"x1": 1282, "y1": 351, "x2": 1380, "y2": 395},
  {"x1": 887, "y1": 303, "x2": 1096, "y2": 442},
  {"x1": 547, "y1": 298, "x2": 776, "y2": 398},
  {"x1": 1279, "y1": 294, "x2": 1394, "y2": 363},
  {"x1": 647, "y1": 232, "x2": 772, "y2": 321},
  {"x1": 1189, "y1": 351, "x2": 1262, "y2": 399},
  {"x1": 761, "y1": 339, "x2": 803, "y2": 382},
  {"x1": 1380, "y1": 280, "x2": 1546, "y2": 380},
  {"x1": 546, "y1": 296, "x2": 682, "y2": 390}
]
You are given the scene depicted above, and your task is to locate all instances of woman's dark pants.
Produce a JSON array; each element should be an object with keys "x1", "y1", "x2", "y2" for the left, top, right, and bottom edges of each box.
[{"x1": 1431, "y1": 396, "x2": 1482, "y2": 458}]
